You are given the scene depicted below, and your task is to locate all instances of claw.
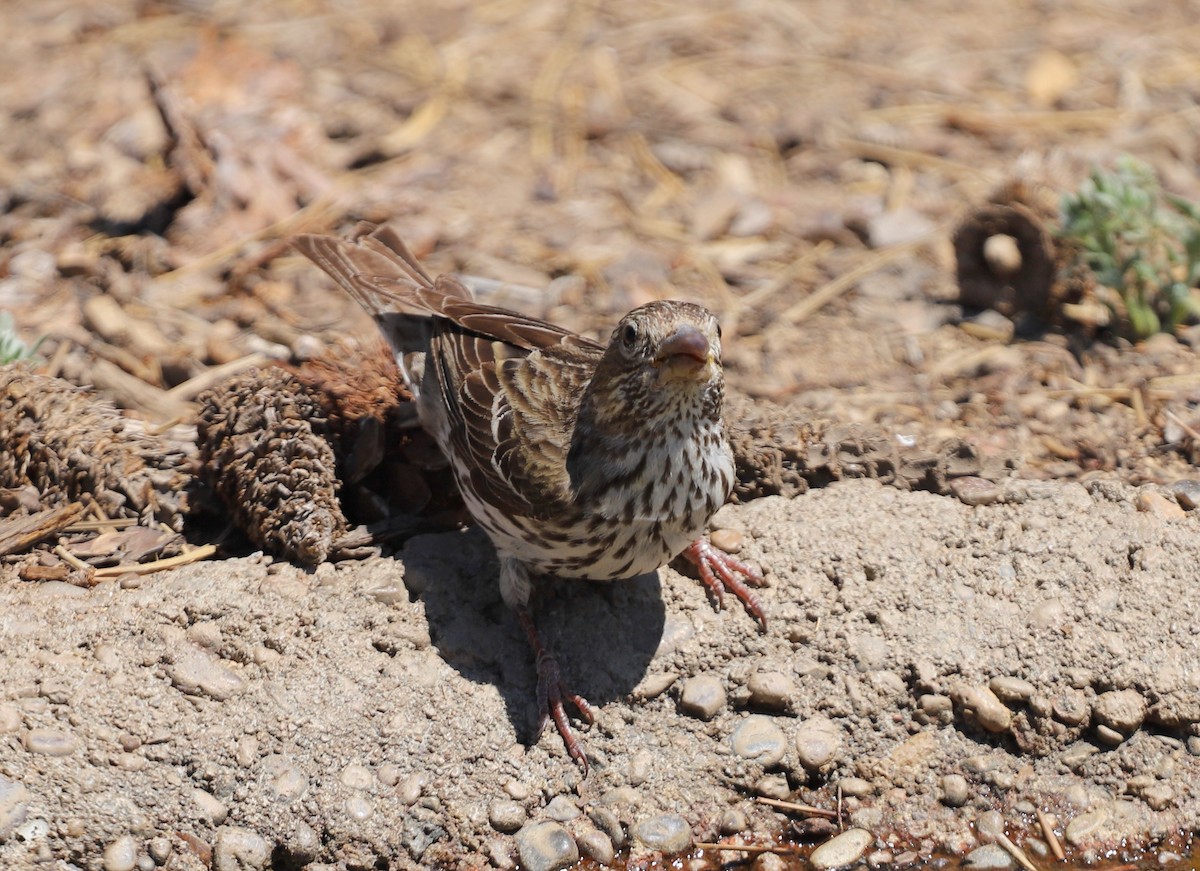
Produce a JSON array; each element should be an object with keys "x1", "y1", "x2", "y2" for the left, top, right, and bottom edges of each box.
[
  {"x1": 681, "y1": 538, "x2": 768, "y2": 630},
  {"x1": 516, "y1": 607, "x2": 594, "y2": 775}
]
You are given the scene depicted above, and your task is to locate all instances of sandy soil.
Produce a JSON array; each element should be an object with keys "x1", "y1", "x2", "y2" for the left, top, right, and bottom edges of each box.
[{"x1": 3, "y1": 1, "x2": 1200, "y2": 869}]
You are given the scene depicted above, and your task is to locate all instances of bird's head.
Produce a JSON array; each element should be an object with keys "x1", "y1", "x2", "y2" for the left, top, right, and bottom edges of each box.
[{"x1": 584, "y1": 300, "x2": 725, "y2": 431}]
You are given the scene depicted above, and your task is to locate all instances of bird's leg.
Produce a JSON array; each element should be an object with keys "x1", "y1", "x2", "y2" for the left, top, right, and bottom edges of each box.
[
  {"x1": 514, "y1": 606, "x2": 596, "y2": 775},
  {"x1": 681, "y1": 538, "x2": 768, "y2": 630}
]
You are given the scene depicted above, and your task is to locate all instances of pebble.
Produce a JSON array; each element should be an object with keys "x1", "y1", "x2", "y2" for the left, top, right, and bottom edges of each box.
[
  {"x1": 1065, "y1": 806, "x2": 1109, "y2": 846},
  {"x1": 747, "y1": 671, "x2": 796, "y2": 712},
  {"x1": 730, "y1": 716, "x2": 787, "y2": 766},
  {"x1": 941, "y1": 774, "x2": 969, "y2": 808},
  {"x1": 1169, "y1": 479, "x2": 1200, "y2": 510},
  {"x1": 147, "y1": 837, "x2": 172, "y2": 864},
  {"x1": 345, "y1": 795, "x2": 372, "y2": 821},
  {"x1": 795, "y1": 716, "x2": 842, "y2": 772},
  {"x1": 1052, "y1": 689, "x2": 1089, "y2": 726},
  {"x1": 627, "y1": 750, "x2": 653, "y2": 786},
  {"x1": 0, "y1": 704, "x2": 19, "y2": 733},
  {"x1": 809, "y1": 827, "x2": 873, "y2": 869},
  {"x1": 632, "y1": 813, "x2": 693, "y2": 853},
  {"x1": 212, "y1": 827, "x2": 270, "y2": 871},
  {"x1": 988, "y1": 677, "x2": 1035, "y2": 704},
  {"x1": 102, "y1": 835, "x2": 139, "y2": 871},
  {"x1": 951, "y1": 684, "x2": 1012, "y2": 733},
  {"x1": 719, "y1": 808, "x2": 748, "y2": 835},
  {"x1": 1094, "y1": 724, "x2": 1125, "y2": 746},
  {"x1": 635, "y1": 672, "x2": 678, "y2": 700},
  {"x1": 577, "y1": 829, "x2": 615, "y2": 865},
  {"x1": 1143, "y1": 784, "x2": 1174, "y2": 811},
  {"x1": 754, "y1": 774, "x2": 791, "y2": 799},
  {"x1": 587, "y1": 806, "x2": 624, "y2": 847},
  {"x1": 709, "y1": 528, "x2": 744, "y2": 554},
  {"x1": 340, "y1": 764, "x2": 374, "y2": 791},
  {"x1": 964, "y1": 843, "x2": 1015, "y2": 869},
  {"x1": 1092, "y1": 689, "x2": 1146, "y2": 735},
  {"x1": 545, "y1": 795, "x2": 580, "y2": 822},
  {"x1": 23, "y1": 729, "x2": 78, "y2": 756},
  {"x1": 168, "y1": 647, "x2": 246, "y2": 701},
  {"x1": 755, "y1": 852, "x2": 788, "y2": 871},
  {"x1": 489, "y1": 800, "x2": 527, "y2": 833},
  {"x1": 515, "y1": 821, "x2": 578, "y2": 871},
  {"x1": 975, "y1": 810, "x2": 1006, "y2": 840},
  {"x1": 1135, "y1": 490, "x2": 1185, "y2": 519},
  {"x1": 262, "y1": 757, "x2": 308, "y2": 801},
  {"x1": 1, "y1": 778, "x2": 31, "y2": 840},
  {"x1": 837, "y1": 777, "x2": 873, "y2": 798},
  {"x1": 679, "y1": 675, "x2": 726, "y2": 720},
  {"x1": 950, "y1": 476, "x2": 1002, "y2": 506},
  {"x1": 398, "y1": 772, "x2": 427, "y2": 804},
  {"x1": 190, "y1": 789, "x2": 228, "y2": 825}
]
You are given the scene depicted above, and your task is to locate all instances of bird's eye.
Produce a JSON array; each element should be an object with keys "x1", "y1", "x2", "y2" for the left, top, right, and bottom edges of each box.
[{"x1": 620, "y1": 322, "x2": 638, "y2": 347}]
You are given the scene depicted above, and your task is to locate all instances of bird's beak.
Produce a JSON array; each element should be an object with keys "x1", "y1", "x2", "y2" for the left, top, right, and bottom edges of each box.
[{"x1": 654, "y1": 325, "x2": 712, "y2": 381}]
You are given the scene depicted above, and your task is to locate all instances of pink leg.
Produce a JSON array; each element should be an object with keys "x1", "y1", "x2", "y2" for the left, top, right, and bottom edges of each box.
[
  {"x1": 681, "y1": 538, "x2": 768, "y2": 630},
  {"x1": 515, "y1": 607, "x2": 596, "y2": 775}
]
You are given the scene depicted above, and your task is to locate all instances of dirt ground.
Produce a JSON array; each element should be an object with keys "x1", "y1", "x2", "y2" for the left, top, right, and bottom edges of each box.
[{"x1": 2, "y1": 1, "x2": 1200, "y2": 869}]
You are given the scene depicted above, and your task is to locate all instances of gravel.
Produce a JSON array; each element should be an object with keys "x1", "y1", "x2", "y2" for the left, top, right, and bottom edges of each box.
[{"x1": 2, "y1": 479, "x2": 1200, "y2": 868}]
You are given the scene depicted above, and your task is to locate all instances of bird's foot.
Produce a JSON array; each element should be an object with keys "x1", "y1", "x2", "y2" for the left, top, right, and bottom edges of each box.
[
  {"x1": 515, "y1": 607, "x2": 596, "y2": 776},
  {"x1": 680, "y1": 538, "x2": 768, "y2": 630}
]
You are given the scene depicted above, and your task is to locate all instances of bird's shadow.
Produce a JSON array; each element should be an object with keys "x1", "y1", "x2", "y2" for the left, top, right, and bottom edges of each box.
[{"x1": 402, "y1": 528, "x2": 665, "y2": 748}]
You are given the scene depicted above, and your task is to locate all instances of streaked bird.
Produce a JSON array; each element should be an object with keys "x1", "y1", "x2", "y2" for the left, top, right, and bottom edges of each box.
[{"x1": 294, "y1": 223, "x2": 765, "y2": 772}]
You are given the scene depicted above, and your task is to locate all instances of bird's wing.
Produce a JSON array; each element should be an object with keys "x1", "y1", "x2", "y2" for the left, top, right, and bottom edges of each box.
[{"x1": 294, "y1": 223, "x2": 605, "y2": 515}]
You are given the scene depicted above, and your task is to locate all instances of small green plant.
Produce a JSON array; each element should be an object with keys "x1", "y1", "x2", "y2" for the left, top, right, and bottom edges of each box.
[
  {"x1": 0, "y1": 311, "x2": 44, "y2": 364},
  {"x1": 1060, "y1": 156, "x2": 1200, "y2": 339}
]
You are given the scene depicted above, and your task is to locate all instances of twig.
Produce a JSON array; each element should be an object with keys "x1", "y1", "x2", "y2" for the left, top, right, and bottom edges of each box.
[
  {"x1": 1036, "y1": 808, "x2": 1065, "y2": 861},
  {"x1": 1165, "y1": 409, "x2": 1200, "y2": 442},
  {"x1": 64, "y1": 517, "x2": 138, "y2": 533},
  {"x1": 995, "y1": 831, "x2": 1039, "y2": 871},
  {"x1": 0, "y1": 503, "x2": 89, "y2": 557},
  {"x1": 92, "y1": 544, "x2": 217, "y2": 578},
  {"x1": 53, "y1": 544, "x2": 94, "y2": 572},
  {"x1": 755, "y1": 797, "x2": 838, "y2": 818},
  {"x1": 165, "y1": 353, "x2": 270, "y2": 401}
]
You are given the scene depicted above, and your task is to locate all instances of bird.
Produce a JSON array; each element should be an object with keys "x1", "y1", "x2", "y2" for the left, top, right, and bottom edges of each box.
[{"x1": 293, "y1": 223, "x2": 765, "y2": 773}]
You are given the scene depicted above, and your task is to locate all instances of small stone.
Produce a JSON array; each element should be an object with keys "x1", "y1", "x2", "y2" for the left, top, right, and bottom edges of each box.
[
  {"x1": 545, "y1": 795, "x2": 580, "y2": 822},
  {"x1": 1168, "y1": 479, "x2": 1200, "y2": 510},
  {"x1": 976, "y1": 810, "x2": 1006, "y2": 840},
  {"x1": 588, "y1": 807, "x2": 625, "y2": 847},
  {"x1": 1187, "y1": 736, "x2": 1200, "y2": 756},
  {"x1": 398, "y1": 772, "x2": 427, "y2": 804},
  {"x1": 795, "y1": 716, "x2": 841, "y2": 772},
  {"x1": 755, "y1": 852, "x2": 788, "y2": 871},
  {"x1": 635, "y1": 672, "x2": 677, "y2": 700},
  {"x1": 1142, "y1": 784, "x2": 1174, "y2": 811},
  {"x1": 679, "y1": 675, "x2": 726, "y2": 720},
  {"x1": 988, "y1": 677, "x2": 1035, "y2": 704},
  {"x1": 1135, "y1": 490, "x2": 1186, "y2": 519},
  {"x1": 719, "y1": 808, "x2": 748, "y2": 835},
  {"x1": 346, "y1": 795, "x2": 373, "y2": 820},
  {"x1": 709, "y1": 528, "x2": 744, "y2": 554},
  {"x1": 504, "y1": 779, "x2": 530, "y2": 800},
  {"x1": 0, "y1": 705, "x2": 19, "y2": 734},
  {"x1": 23, "y1": 729, "x2": 78, "y2": 756},
  {"x1": 1095, "y1": 724, "x2": 1125, "y2": 746},
  {"x1": 950, "y1": 476, "x2": 1002, "y2": 506},
  {"x1": 147, "y1": 837, "x2": 172, "y2": 864},
  {"x1": 809, "y1": 827, "x2": 874, "y2": 869},
  {"x1": 277, "y1": 821, "x2": 319, "y2": 867},
  {"x1": 212, "y1": 826, "x2": 270, "y2": 871},
  {"x1": 103, "y1": 835, "x2": 139, "y2": 871},
  {"x1": 576, "y1": 829, "x2": 615, "y2": 865},
  {"x1": 632, "y1": 814, "x2": 693, "y2": 853},
  {"x1": 754, "y1": 775, "x2": 791, "y2": 799},
  {"x1": 964, "y1": 843, "x2": 1015, "y2": 869},
  {"x1": 190, "y1": 789, "x2": 228, "y2": 825},
  {"x1": 515, "y1": 821, "x2": 578, "y2": 871},
  {"x1": 941, "y1": 774, "x2": 969, "y2": 808},
  {"x1": 951, "y1": 684, "x2": 1012, "y2": 733},
  {"x1": 1052, "y1": 689, "x2": 1089, "y2": 725},
  {"x1": 1093, "y1": 689, "x2": 1146, "y2": 735},
  {"x1": 0, "y1": 775, "x2": 30, "y2": 841},
  {"x1": 747, "y1": 671, "x2": 796, "y2": 712},
  {"x1": 489, "y1": 800, "x2": 526, "y2": 833},
  {"x1": 837, "y1": 777, "x2": 873, "y2": 798},
  {"x1": 730, "y1": 716, "x2": 787, "y2": 766},
  {"x1": 867, "y1": 849, "x2": 894, "y2": 866},
  {"x1": 1065, "y1": 806, "x2": 1110, "y2": 846},
  {"x1": 168, "y1": 647, "x2": 246, "y2": 701},
  {"x1": 340, "y1": 764, "x2": 374, "y2": 791}
]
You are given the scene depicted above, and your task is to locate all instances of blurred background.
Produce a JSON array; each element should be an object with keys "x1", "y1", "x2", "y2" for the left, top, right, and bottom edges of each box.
[{"x1": 2, "y1": 0, "x2": 1200, "y2": 481}]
